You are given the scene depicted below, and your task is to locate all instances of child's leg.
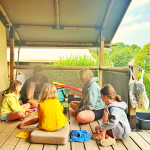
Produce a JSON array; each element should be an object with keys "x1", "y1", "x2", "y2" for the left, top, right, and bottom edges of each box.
[
  {"x1": 21, "y1": 103, "x2": 31, "y2": 110},
  {"x1": 7, "y1": 111, "x2": 25, "y2": 121},
  {"x1": 19, "y1": 117, "x2": 39, "y2": 129},
  {"x1": 70, "y1": 101, "x2": 80, "y2": 111},
  {"x1": 92, "y1": 111, "x2": 110, "y2": 140},
  {"x1": 100, "y1": 111, "x2": 109, "y2": 138},
  {"x1": 76, "y1": 110, "x2": 95, "y2": 123}
]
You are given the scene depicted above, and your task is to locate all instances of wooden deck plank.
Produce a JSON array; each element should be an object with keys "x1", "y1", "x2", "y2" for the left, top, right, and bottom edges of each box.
[
  {"x1": 146, "y1": 130, "x2": 150, "y2": 134},
  {"x1": 130, "y1": 132, "x2": 150, "y2": 150},
  {"x1": 138, "y1": 130, "x2": 150, "y2": 144},
  {"x1": 112, "y1": 140, "x2": 127, "y2": 150},
  {"x1": 43, "y1": 145, "x2": 57, "y2": 150},
  {"x1": 80, "y1": 123, "x2": 99, "y2": 150},
  {"x1": 57, "y1": 143, "x2": 70, "y2": 150},
  {"x1": 0, "y1": 121, "x2": 11, "y2": 133},
  {"x1": 69, "y1": 108, "x2": 85, "y2": 150},
  {"x1": 57, "y1": 102, "x2": 70, "y2": 150},
  {"x1": 0, "y1": 112, "x2": 36, "y2": 150},
  {"x1": 0, "y1": 120, "x2": 21, "y2": 147},
  {"x1": 90, "y1": 121, "x2": 113, "y2": 150},
  {"x1": 28, "y1": 143, "x2": 43, "y2": 150},
  {"x1": 121, "y1": 137, "x2": 140, "y2": 150},
  {"x1": 13, "y1": 126, "x2": 34, "y2": 150}
]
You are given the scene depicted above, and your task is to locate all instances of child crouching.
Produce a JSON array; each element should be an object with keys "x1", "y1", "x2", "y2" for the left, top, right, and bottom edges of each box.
[
  {"x1": 19, "y1": 84, "x2": 68, "y2": 131},
  {"x1": 92, "y1": 84, "x2": 131, "y2": 147}
]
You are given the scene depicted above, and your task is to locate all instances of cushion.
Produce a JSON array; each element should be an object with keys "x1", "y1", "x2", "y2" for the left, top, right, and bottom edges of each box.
[{"x1": 30, "y1": 124, "x2": 70, "y2": 144}]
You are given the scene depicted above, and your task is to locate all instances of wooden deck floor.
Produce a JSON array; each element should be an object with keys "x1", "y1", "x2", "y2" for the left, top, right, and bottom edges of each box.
[{"x1": 0, "y1": 102, "x2": 150, "y2": 150}]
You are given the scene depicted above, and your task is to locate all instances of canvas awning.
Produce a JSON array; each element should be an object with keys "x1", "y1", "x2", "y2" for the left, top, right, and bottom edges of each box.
[{"x1": 0, "y1": 0, "x2": 131, "y2": 48}]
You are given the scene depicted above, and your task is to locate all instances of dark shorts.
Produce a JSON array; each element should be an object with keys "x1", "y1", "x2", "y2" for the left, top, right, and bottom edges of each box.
[{"x1": 92, "y1": 109, "x2": 104, "y2": 121}]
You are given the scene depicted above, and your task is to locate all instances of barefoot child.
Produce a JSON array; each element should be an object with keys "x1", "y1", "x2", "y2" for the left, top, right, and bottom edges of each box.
[
  {"x1": 1, "y1": 80, "x2": 32, "y2": 121},
  {"x1": 19, "y1": 84, "x2": 68, "y2": 131},
  {"x1": 92, "y1": 84, "x2": 131, "y2": 147}
]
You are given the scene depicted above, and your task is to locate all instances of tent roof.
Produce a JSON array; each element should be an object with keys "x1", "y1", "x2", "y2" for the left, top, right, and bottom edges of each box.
[{"x1": 0, "y1": 0, "x2": 131, "y2": 48}]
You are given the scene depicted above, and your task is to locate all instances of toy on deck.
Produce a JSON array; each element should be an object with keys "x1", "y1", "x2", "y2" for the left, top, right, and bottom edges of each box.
[
  {"x1": 31, "y1": 107, "x2": 38, "y2": 112},
  {"x1": 55, "y1": 85, "x2": 82, "y2": 93},
  {"x1": 30, "y1": 125, "x2": 37, "y2": 128},
  {"x1": 63, "y1": 104, "x2": 69, "y2": 114},
  {"x1": 16, "y1": 132, "x2": 31, "y2": 138}
]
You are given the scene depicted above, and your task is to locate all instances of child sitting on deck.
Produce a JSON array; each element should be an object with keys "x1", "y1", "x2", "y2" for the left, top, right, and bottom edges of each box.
[
  {"x1": 1, "y1": 80, "x2": 32, "y2": 121},
  {"x1": 92, "y1": 84, "x2": 131, "y2": 147},
  {"x1": 19, "y1": 84, "x2": 68, "y2": 131}
]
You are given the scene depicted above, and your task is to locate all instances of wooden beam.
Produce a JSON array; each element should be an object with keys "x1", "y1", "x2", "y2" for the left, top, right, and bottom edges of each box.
[
  {"x1": 0, "y1": 4, "x2": 20, "y2": 41},
  {"x1": 25, "y1": 42, "x2": 94, "y2": 46},
  {"x1": 13, "y1": 25, "x2": 100, "y2": 31},
  {"x1": 19, "y1": 25, "x2": 53, "y2": 30},
  {"x1": 102, "y1": 0, "x2": 114, "y2": 29},
  {"x1": 63, "y1": 27, "x2": 97, "y2": 31},
  {"x1": 99, "y1": 41, "x2": 104, "y2": 88},
  {"x1": 100, "y1": 66, "x2": 129, "y2": 72},
  {"x1": 7, "y1": 41, "x2": 114, "y2": 48},
  {"x1": 54, "y1": 0, "x2": 59, "y2": 29},
  {"x1": 14, "y1": 65, "x2": 99, "y2": 70},
  {"x1": 10, "y1": 38, "x2": 14, "y2": 82}
]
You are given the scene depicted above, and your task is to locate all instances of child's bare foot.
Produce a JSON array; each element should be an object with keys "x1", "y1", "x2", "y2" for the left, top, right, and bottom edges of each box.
[
  {"x1": 92, "y1": 133, "x2": 105, "y2": 140},
  {"x1": 19, "y1": 123, "x2": 24, "y2": 129}
]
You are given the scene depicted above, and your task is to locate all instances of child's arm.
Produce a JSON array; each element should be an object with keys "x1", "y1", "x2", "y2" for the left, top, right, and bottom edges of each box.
[
  {"x1": 99, "y1": 109, "x2": 120, "y2": 131},
  {"x1": 7, "y1": 98, "x2": 26, "y2": 113}
]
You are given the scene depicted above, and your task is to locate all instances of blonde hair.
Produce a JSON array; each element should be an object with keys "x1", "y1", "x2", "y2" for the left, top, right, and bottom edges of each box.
[
  {"x1": 39, "y1": 84, "x2": 58, "y2": 102},
  {"x1": 79, "y1": 69, "x2": 93, "y2": 83},
  {"x1": 100, "y1": 84, "x2": 123, "y2": 102},
  {"x1": 3, "y1": 80, "x2": 22, "y2": 96}
]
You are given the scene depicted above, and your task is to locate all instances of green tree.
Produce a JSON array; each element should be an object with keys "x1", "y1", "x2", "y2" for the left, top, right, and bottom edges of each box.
[
  {"x1": 134, "y1": 43, "x2": 150, "y2": 72},
  {"x1": 45, "y1": 53, "x2": 97, "y2": 66},
  {"x1": 110, "y1": 47, "x2": 134, "y2": 67}
]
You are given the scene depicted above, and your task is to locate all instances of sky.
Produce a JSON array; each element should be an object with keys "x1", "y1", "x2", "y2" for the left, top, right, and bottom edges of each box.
[{"x1": 112, "y1": 0, "x2": 150, "y2": 48}]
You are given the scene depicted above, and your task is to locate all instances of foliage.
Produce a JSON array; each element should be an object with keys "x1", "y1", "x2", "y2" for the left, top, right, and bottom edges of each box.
[
  {"x1": 89, "y1": 42, "x2": 141, "y2": 67},
  {"x1": 109, "y1": 43, "x2": 141, "y2": 67},
  {"x1": 134, "y1": 43, "x2": 150, "y2": 72},
  {"x1": 110, "y1": 47, "x2": 134, "y2": 67},
  {"x1": 136, "y1": 107, "x2": 150, "y2": 113},
  {"x1": 45, "y1": 53, "x2": 97, "y2": 66}
]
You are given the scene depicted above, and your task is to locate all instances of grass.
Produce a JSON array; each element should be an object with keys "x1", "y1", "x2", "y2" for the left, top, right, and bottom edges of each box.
[{"x1": 136, "y1": 107, "x2": 150, "y2": 113}]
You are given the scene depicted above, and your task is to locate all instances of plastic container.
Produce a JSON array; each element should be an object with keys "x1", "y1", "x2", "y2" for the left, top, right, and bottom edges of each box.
[
  {"x1": 136, "y1": 112, "x2": 150, "y2": 129},
  {"x1": 17, "y1": 72, "x2": 25, "y2": 85}
]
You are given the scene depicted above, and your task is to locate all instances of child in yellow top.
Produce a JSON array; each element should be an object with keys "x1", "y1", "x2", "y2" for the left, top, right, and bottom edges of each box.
[
  {"x1": 1, "y1": 80, "x2": 32, "y2": 121},
  {"x1": 19, "y1": 84, "x2": 68, "y2": 131}
]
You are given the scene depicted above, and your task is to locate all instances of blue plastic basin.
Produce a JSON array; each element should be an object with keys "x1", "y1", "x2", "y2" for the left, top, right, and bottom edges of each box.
[{"x1": 136, "y1": 112, "x2": 150, "y2": 129}]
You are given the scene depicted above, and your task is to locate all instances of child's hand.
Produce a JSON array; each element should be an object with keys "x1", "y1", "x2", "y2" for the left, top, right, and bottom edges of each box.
[
  {"x1": 28, "y1": 100, "x2": 38, "y2": 108},
  {"x1": 95, "y1": 125, "x2": 101, "y2": 133},
  {"x1": 25, "y1": 109, "x2": 32, "y2": 113}
]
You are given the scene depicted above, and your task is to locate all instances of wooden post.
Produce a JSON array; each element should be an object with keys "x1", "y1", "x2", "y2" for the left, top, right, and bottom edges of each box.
[
  {"x1": 128, "y1": 66, "x2": 139, "y2": 129},
  {"x1": 54, "y1": 0, "x2": 59, "y2": 29},
  {"x1": 99, "y1": 30, "x2": 105, "y2": 88},
  {"x1": 9, "y1": 26, "x2": 15, "y2": 82}
]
